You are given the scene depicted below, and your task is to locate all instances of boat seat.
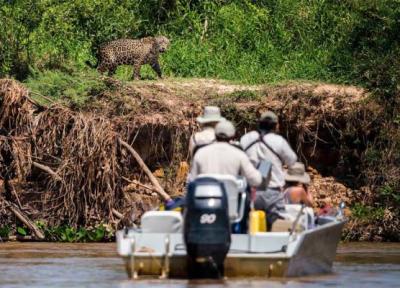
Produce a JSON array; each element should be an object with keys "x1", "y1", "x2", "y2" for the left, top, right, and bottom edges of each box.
[
  {"x1": 272, "y1": 204, "x2": 315, "y2": 232},
  {"x1": 141, "y1": 211, "x2": 183, "y2": 233},
  {"x1": 286, "y1": 204, "x2": 314, "y2": 229},
  {"x1": 196, "y1": 174, "x2": 247, "y2": 224}
]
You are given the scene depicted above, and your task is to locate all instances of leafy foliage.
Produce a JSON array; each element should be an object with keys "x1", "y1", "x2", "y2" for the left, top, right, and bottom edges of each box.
[
  {"x1": 16, "y1": 226, "x2": 27, "y2": 236},
  {"x1": 351, "y1": 203, "x2": 385, "y2": 221},
  {"x1": 0, "y1": 226, "x2": 10, "y2": 238},
  {"x1": 0, "y1": 0, "x2": 398, "y2": 90},
  {"x1": 0, "y1": 0, "x2": 139, "y2": 76},
  {"x1": 43, "y1": 224, "x2": 113, "y2": 242}
]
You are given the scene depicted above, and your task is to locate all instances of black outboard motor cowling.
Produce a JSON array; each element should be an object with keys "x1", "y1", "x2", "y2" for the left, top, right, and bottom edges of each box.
[{"x1": 184, "y1": 177, "x2": 231, "y2": 279}]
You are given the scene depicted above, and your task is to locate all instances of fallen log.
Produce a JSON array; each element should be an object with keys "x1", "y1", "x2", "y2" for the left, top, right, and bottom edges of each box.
[
  {"x1": 32, "y1": 161, "x2": 62, "y2": 181},
  {"x1": 5, "y1": 200, "x2": 45, "y2": 240},
  {"x1": 118, "y1": 139, "x2": 170, "y2": 201}
]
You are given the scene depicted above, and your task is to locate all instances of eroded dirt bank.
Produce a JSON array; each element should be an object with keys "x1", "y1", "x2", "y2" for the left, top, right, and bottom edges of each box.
[{"x1": 0, "y1": 78, "x2": 398, "y2": 241}]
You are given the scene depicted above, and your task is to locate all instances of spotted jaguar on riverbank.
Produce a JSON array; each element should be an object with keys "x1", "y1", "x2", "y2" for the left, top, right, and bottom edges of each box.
[{"x1": 87, "y1": 36, "x2": 170, "y2": 80}]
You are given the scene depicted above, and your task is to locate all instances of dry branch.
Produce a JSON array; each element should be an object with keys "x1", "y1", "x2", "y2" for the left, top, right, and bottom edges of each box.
[
  {"x1": 112, "y1": 208, "x2": 124, "y2": 219},
  {"x1": 32, "y1": 161, "x2": 62, "y2": 181},
  {"x1": 121, "y1": 176, "x2": 157, "y2": 192},
  {"x1": 118, "y1": 138, "x2": 170, "y2": 201},
  {"x1": 7, "y1": 179, "x2": 23, "y2": 209},
  {"x1": 5, "y1": 200, "x2": 45, "y2": 240}
]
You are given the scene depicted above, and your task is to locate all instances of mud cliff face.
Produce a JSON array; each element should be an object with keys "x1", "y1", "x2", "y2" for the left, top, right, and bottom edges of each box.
[{"x1": 0, "y1": 78, "x2": 398, "y2": 241}]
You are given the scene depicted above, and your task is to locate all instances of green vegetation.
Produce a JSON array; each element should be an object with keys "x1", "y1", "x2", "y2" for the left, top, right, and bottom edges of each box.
[
  {"x1": 0, "y1": 226, "x2": 10, "y2": 238},
  {"x1": 16, "y1": 226, "x2": 27, "y2": 236},
  {"x1": 25, "y1": 69, "x2": 106, "y2": 108},
  {"x1": 43, "y1": 225, "x2": 113, "y2": 242},
  {"x1": 379, "y1": 184, "x2": 400, "y2": 205},
  {"x1": 36, "y1": 221, "x2": 113, "y2": 242},
  {"x1": 351, "y1": 203, "x2": 385, "y2": 221},
  {"x1": 1, "y1": 1, "x2": 399, "y2": 92},
  {"x1": 0, "y1": 222, "x2": 112, "y2": 242}
]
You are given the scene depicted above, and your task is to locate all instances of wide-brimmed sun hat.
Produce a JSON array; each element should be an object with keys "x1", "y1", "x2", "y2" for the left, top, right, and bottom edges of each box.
[
  {"x1": 196, "y1": 106, "x2": 225, "y2": 124},
  {"x1": 215, "y1": 120, "x2": 236, "y2": 138},
  {"x1": 284, "y1": 162, "x2": 311, "y2": 184},
  {"x1": 260, "y1": 111, "x2": 278, "y2": 123}
]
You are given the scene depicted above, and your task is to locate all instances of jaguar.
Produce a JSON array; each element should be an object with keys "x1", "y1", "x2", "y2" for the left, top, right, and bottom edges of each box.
[{"x1": 88, "y1": 36, "x2": 170, "y2": 80}]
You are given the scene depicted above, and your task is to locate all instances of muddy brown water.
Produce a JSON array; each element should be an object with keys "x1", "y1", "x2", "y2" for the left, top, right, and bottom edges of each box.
[{"x1": 0, "y1": 242, "x2": 399, "y2": 287}]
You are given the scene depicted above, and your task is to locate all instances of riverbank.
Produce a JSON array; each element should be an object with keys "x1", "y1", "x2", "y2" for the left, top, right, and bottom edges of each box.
[{"x1": 0, "y1": 77, "x2": 399, "y2": 241}]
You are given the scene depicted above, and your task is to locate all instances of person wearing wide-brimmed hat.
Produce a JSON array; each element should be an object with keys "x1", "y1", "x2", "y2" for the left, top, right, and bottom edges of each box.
[
  {"x1": 283, "y1": 162, "x2": 313, "y2": 207},
  {"x1": 240, "y1": 110, "x2": 297, "y2": 230},
  {"x1": 188, "y1": 120, "x2": 262, "y2": 188},
  {"x1": 188, "y1": 106, "x2": 225, "y2": 157}
]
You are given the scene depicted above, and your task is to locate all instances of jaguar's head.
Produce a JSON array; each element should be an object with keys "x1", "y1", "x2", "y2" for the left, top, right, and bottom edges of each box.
[{"x1": 155, "y1": 36, "x2": 170, "y2": 53}]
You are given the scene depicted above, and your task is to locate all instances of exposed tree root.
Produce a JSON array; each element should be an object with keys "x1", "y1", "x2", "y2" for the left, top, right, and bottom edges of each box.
[{"x1": 32, "y1": 161, "x2": 62, "y2": 182}]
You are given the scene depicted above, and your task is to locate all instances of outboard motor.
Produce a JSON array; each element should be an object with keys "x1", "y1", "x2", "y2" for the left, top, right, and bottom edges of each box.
[{"x1": 184, "y1": 177, "x2": 231, "y2": 279}]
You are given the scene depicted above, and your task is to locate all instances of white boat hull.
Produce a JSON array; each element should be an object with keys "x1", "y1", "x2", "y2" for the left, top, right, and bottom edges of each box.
[{"x1": 117, "y1": 220, "x2": 345, "y2": 278}]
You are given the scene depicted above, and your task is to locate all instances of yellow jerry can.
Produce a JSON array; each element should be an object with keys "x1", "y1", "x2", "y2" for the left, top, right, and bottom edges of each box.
[{"x1": 249, "y1": 210, "x2": 266, "y2": 234}]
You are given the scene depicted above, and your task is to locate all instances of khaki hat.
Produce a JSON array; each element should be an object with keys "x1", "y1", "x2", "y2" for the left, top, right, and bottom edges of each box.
[
  {"x1": 196, "y1": 106, "x2": 225, "y2": 124},
  {"x1": 215, "y1": 120, "x2": 235, "y2": 138},
  {"x1": 260, "y1": 111, "x2": 278, "y2": 123},
  {"x1": 284, "y1": 162, "x2": 310, "y2": 184}
]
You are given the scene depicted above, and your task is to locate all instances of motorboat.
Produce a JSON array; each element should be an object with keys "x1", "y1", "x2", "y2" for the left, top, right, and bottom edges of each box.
[{"x1": 116, "y1": 174, "x2": 345, "y2": 279}]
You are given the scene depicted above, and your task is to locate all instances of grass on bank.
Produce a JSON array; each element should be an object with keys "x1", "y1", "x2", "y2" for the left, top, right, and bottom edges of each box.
[
  {"x1": 25, "y1": 69, "x2": 107, "y2": 108},
  {"x1": 24, "y1": 68, "x2": 266, "y2": 108}
]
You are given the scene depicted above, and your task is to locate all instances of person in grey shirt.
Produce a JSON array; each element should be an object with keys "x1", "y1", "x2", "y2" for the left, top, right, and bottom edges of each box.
[
  {"x1": 240, "y1": 111, "x2": 297, "y2": 229},
  {"x1": 188, "y1": 106, "x2": 225, "y2": 157},
  {"x1": 189, "y1": 120, "x2": 262, "y2": 187}
]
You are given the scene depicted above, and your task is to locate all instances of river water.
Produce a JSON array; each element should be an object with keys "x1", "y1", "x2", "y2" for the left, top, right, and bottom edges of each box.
[{"x1": 0, "y1": 242, "x2": 399, "y2": 287}]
